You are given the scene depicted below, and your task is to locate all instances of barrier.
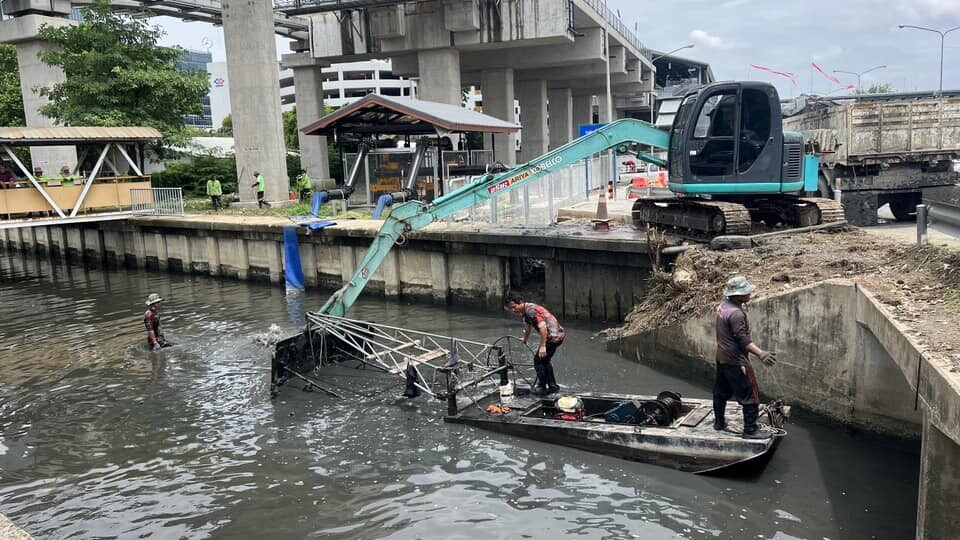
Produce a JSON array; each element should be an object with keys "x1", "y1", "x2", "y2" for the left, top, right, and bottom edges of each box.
[{"x1": 131, "y1": 188, "x2": 185, "y2": 216}]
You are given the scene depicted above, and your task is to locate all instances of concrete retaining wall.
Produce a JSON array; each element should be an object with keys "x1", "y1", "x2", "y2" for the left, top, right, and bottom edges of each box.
[{"x1": 0, "y1": 217, "x2": 655, "y2": 320}]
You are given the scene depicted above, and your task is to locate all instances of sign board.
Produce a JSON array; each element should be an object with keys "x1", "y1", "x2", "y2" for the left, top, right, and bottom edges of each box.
[{"x1": 578, "y1": 124, "x2": 606, "y2": 137}]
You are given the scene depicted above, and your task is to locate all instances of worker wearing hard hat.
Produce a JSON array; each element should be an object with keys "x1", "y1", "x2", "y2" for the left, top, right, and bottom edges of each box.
[{"x1": 144, "y1": 293, "x2": 171, "y2": 351}]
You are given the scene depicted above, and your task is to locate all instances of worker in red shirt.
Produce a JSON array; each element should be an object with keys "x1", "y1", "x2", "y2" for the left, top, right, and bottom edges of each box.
[
  {"x1": 144, "y1": 293, "x2": 170, "y2": 351},
  {"x1": 714, "y1": 276, "x2": 777, "y2": 439},
  {"x1": 505, "y1": 292, "x2": 565, "y2": 396}
]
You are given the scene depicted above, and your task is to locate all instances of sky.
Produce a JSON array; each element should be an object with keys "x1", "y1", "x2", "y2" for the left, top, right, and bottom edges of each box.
[{"x1": 154, "y1": 0, "x2": 960, "y2": 98}]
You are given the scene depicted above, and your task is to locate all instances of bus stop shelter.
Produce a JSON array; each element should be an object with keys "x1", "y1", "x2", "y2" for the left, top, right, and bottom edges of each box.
[{"x1": 0, "y1": 126, "x2": 161, "y2": 218}]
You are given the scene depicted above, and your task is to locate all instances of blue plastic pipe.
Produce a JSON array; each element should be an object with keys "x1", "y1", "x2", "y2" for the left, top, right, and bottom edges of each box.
[
  {"x1": 373, "y1": 194, "x2": 394, "y2": 219},
  {"x1": 312, "y1": 191, "x2": 329, "y2": 217},
  {"x1": 282, "y1": 225, "x2": 305, "y2": 292}
]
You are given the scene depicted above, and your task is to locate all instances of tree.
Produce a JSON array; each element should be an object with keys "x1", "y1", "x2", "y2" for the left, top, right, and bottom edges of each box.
[
  {"x1": 860, "y1": 82, "x2": 895, "y2": 95},
  {"x1": 217, "y1": 114, "x2": 232, "y2": 136},
  {"x1": 35, "y1": 0, "x2": 209, "y2": 145},
  {"x1": 0, "y1": 45, "x2": 25, "y2": 127},
  {"x1": 283, "y1": 107, "x2": 299, "y2": 150}
]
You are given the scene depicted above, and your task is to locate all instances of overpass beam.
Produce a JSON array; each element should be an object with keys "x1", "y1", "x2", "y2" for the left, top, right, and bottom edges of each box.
[
  {"x1": 417, "y1": 48, "x2": 461, "y2": 106},
  {"x1": 222, "y1": 0, "x2": 288, "y2": 204},
  {"x1": 0, "y1": 15, "x2": 77, "y2": 173},
  {"x1": 480, "y1": 68, "x2": 516, "y2": 166},
  {"x1": 282, "y1": 53, "x2": 333, "y2": 189},
  {"x1": 917, "y1": 414, "x2": 960, "y2": 539},
  {"x1": 547, "y1": 88, "x2": 573, "y2": 149},
  {"x1": 517, "y1": 80, "x2": 547, "y2": 162}
]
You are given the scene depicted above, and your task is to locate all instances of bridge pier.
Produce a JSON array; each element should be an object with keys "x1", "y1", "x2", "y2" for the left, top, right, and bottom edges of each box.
[
  {"x1": 547, "y1": 88, "x2": 573, "y2": 150},
  {"x1": 282, "y1": 53, "x2": 333, "y2": 189},
  {"x1": 517, "y1": 79, "x2": 548, "y2": 162},
  {"x1": 221, "y1": 0, "x2": 288, "y2": 204},
  {"x1": 0, "y1": 12, "x2": 77, "y2": 173},
  {"x1": 417, "y1": 48, "x2": 462, "y2": 106},
  {"x1": 917, "y1": 414, "x2": 960, "y2": 538},
  {"x1": 480, "y1": 68, "x2": 516, "y2": 166}
]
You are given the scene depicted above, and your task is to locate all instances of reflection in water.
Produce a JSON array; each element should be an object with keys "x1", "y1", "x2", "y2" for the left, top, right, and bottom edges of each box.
[{"x1": 0, "y1": 250, "x2": 919, "y2": 539}]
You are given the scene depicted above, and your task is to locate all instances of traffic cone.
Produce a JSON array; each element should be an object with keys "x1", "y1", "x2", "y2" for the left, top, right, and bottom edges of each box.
[{"x1": 595, "y1": 190, "x2": 609, "y2": 220}]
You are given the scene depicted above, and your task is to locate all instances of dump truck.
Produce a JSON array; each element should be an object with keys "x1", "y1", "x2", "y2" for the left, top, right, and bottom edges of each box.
[{"x1": 782, "y1": 93, "x2": 960, "y2": 225}]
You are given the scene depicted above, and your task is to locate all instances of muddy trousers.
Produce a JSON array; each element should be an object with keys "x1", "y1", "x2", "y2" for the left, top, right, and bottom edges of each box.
[
  {"x1": 533, "y1": 342, "x2": 561, "y2": 392},
  {"x1": 713, "y1": 362, "x2": 760, "y2": 433}
]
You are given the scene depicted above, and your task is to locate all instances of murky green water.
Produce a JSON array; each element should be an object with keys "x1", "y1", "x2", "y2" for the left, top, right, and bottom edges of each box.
[{"x1": 0, "y1": 250, "x2": 919, "y2": 539}]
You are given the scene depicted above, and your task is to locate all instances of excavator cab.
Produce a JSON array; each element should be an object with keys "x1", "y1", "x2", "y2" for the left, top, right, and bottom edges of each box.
[{"x1": 668, "y1": 81, "x2": 804, "y2": 195}]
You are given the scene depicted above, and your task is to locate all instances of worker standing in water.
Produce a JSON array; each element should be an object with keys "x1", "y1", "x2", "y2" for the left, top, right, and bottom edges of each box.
[
  {"x1": 144, "y1": 293, "x2": 170, "y2": 351},
  {"x1": 713, "y1": 276, "x2": 777, "y2": 439},
  {"x1": 504, "y1": 292, "x2": 565, "y2": 396}
]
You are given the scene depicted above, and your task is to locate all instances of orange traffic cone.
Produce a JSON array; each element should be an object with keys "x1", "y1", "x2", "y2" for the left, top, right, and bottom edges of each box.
[{"x1": 595, "y1": 190, "x2": 609, "y2": 220}]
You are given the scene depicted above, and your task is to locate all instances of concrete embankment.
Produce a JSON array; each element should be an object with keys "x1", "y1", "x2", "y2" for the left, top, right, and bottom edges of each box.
[
  {"x1": 616, "y1": 279, "x2": 960, "y2": 539},
  {"x1": 0, "y1": 514, "x2": 33, "y2": 539},
  {"x1": 0, "y1": 215, "x2": 659, "y2": 321}
]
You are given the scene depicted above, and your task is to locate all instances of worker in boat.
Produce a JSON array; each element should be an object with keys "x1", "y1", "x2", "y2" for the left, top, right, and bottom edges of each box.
[
  {"x1": 144, "y1": 293, "x2": 170, "y2": 351},
  {"x1": 714, "y1": 276, "x2": 777, "y2": 439},
  {"x1": 504, "y1": 292, "x2": 565, "y2": 396}
]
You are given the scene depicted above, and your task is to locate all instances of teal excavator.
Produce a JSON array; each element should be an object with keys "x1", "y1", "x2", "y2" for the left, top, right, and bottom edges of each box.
[{"x1": 316, "y1": 81, "x2": 842, "y2": 318}]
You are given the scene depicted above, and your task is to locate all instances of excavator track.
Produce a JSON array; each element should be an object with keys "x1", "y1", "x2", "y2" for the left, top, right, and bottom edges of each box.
[
  {"x1": 632, "y1": 198, "x2": 753, "y2": 238},
  {"x1": 633, "y1": 196, "x2": 846, "y2": 239}
]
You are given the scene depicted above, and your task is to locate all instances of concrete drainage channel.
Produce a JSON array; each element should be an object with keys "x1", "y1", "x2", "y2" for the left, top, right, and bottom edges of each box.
[{"x1": 613, "y1": 279, "x2": 960, "y2": 539}]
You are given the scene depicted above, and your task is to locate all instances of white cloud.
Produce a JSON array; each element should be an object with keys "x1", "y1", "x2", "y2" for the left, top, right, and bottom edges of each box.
[
  {"x1": 910, "y1": 0, "x2": 960, "y2": 18},
  {"x1": 689, "y1": 29, "x2": 735, "y2": 49}
]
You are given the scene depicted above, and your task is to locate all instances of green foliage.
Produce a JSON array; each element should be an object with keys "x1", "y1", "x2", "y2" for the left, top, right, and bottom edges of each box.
[
  {"x1": 218, "y1": 114, "x2": 232, "y2": 136},
  {"x1": 0, "y1": 45, "x2": 25, "y2": 127},
  {"x1": 35, "y1": 0, "x2": 209, "y2": 145},
  {"x1": 283, "y1": 108, "x2": 299, "y2": 150},
  {"x1": 151, "y1": 154, "x2": 237, "y2": 196},
  {"x1": 860, "y1": 82, "x2": 895, "y2": 95}
]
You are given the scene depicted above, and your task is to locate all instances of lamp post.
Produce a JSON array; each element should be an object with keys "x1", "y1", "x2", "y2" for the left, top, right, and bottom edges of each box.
[
  {"x1": 833, "y1": 65, "x2": 886, "y2": 99},
  {"x1": 898, "y1": 24, "x2": 960, "y2": 97},
  {"x1": 651, "y1": 44, "x2": 695, "y2": 62}
]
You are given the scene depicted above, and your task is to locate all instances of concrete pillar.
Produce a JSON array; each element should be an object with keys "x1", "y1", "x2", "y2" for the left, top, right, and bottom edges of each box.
[
  {"x1": 517, "y1": 80, "x2": 547, "y2": 163},
  {"x1": 597, "y1": 97, "x2": 611, "y2": 125},
  {"x1": 0, "y1": 15, "x2": 77, "y2": 172},
  {"x1": 572, "y1": 94, "x2": 593, "y2": 130},
  {"x1": 222, "y1": 0, "x2": 288, "y2": 204},
  {"x1": 480, "y1": 68, "x2": 516, "y2": 166},
  {"x1": 547, "y1": 88, "x2": 573, "y2": 150},
  {"x1": 417, "y1": 48, "x2": 461, "y2": 106},
  {"x1": 282, "y1": 53, "x2": 333, "y2": 189},
  {"x1": 917, "y1": 415, "x2": 960, "y2": 539}
]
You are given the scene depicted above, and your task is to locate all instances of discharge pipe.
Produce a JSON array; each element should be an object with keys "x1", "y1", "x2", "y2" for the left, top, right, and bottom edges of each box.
[
  {"x1": 319, "y1": 140, "x2": 372, "y2": 206},
  {"x1": 372, "y1": 138, "x2": 430, "y2": 219}
]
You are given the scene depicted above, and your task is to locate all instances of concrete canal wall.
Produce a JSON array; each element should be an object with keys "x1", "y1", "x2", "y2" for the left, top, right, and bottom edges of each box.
[
  {"x1": 616, "y1": 280, "x2": 960, "y2": 539},
  {"x1": 0, "y1": 216, "x2": 655, "y2": 321}
]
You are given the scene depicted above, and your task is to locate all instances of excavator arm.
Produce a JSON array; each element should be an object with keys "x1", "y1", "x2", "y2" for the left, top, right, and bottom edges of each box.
[{"x1": 319, "y1": 119, "x2": 670, "y2": 317}]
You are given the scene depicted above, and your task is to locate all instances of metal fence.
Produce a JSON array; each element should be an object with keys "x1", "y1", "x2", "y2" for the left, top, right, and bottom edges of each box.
[
  {"x1": 444, "y1": 153, "x2": 615, "y2": 226},
  {"x1": 131, "y1": 188, "x2": 185, "y2": 216}
]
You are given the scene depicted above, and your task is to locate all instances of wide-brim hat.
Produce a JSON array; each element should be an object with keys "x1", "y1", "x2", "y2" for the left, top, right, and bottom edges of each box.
[
  {"x1": 556, "y1": 396, "x2": 584, "y2": 413},
  {"x1": 145, "y1": 293, "x2": 164, "y2": 305},
  {"x1": 724, "y1": 276, "x2": 755, "y2": 297}
]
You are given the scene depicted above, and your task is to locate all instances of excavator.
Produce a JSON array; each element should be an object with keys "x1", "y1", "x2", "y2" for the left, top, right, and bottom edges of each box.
[{"x1": 315, "y1": 80, "x2": 842, "y2": 317}]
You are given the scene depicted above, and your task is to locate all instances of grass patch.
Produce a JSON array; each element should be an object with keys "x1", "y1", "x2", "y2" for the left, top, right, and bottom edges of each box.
[{"x1": 182, "y1": 197, "x2": 373, "y2": 219}]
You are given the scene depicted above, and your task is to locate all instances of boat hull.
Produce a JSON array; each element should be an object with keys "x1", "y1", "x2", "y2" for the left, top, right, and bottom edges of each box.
[{"x1": 445, "y1": 391, "x2": 786, "y2": 474}]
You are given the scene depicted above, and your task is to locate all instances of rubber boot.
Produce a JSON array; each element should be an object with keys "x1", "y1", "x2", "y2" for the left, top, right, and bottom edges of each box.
[
  {"x1": 543, "y1": 362, "x2": 559, "y2": 394},
  {"x1": 532, "y1": 357, "x2": 547, "y2": 396},
  {"x1": 741, "y1": 403, "x2": 770, "y2": 438},
  {"x1": 712, "y1": 396, "x2": 727, "y2": 431}
]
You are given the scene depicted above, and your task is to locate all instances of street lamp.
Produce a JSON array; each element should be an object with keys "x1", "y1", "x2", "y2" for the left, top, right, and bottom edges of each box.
[
  {"x1": 898, "y1": 24, "x2": 960, "y2": 97},
  {"x1": 833, "y1": 65, "x2": 886, "y2": 97},
  {"x1": 651, "y1": 44, "x2": 695, "y2": 62}
]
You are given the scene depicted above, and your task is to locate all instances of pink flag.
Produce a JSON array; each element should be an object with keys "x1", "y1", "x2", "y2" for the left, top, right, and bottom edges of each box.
[
  {"x1": 750, "y1": 64, "x2": 798, "y2": 86},
  {"x1": 812, "y1": 62, "x2": 843, "y2": 86}
]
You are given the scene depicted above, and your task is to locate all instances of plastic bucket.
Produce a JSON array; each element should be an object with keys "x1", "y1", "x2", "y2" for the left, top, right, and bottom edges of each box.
[{"x1": 499, "y1": 382, "x2": 514, "y2": 404}]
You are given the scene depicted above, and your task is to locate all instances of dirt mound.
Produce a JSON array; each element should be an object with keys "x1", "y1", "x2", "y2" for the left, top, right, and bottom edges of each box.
[{"x1": 617, "y1": 228, "x2": 960, "y2": 367}]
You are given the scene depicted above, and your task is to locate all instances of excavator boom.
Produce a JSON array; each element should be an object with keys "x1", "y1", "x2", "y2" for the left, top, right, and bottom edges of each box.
[{"x1": 320, "y1": 119, "x2": 669, "y2": 317}]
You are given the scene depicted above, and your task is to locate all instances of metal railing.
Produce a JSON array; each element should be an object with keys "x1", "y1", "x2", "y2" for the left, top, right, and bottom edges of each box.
[
  {"x1": 131, "y1": 188, "x2": 185, "y2": 216},
  {"x1": 579, "y1": 0, "x2": 650, "y2": 59}
]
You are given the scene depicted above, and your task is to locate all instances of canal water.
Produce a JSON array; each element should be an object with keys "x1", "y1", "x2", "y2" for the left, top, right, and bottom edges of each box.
[{"x1": 0, "y1": 251, "x2": 919, "y2": 539}]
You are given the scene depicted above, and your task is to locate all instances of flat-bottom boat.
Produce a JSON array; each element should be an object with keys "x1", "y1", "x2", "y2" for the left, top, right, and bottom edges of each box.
[{"x1": 445, "y1": 390, "x2": 789, "y2": 474}]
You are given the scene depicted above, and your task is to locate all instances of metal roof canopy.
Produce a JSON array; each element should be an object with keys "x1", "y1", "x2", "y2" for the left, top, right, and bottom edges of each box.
[
  {"x1": 0, "y1": 126, "x2": 163, "y2": 146},
  {"x1": 302, "y1": 94, "x2": 521, "y2": 139}
]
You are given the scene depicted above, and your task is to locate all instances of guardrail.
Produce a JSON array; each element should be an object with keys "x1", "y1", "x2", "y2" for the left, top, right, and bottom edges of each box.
[
  {"x1": 131, "y1": 188, "x2": 185, "y2": 216},
  {"x1": 579, "y1": 0, "x2": 650, "y2": 59}
]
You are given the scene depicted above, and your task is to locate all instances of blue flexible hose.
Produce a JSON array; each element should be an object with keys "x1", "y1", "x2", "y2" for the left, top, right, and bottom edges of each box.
[
  {"x1": 373, "y1": 194, "x2": 393, "y2": 219},
  {"x1": 311, "y1": 192, "x2": 329, "y2": 217}
]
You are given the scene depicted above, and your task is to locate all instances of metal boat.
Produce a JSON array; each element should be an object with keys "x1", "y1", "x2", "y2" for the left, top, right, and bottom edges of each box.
[{"x1": 445, "y1": 390, "x2": 789, "y2": 474}]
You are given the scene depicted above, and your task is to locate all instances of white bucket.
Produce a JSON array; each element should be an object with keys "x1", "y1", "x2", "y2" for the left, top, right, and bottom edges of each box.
[{"x1": 499, "y1": 382, "x2": 515, "y2": 404}]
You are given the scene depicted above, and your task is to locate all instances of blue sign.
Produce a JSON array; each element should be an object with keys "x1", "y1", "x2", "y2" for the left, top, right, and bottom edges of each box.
[{"x1": 578, "y1": 123, "x2": 606, "y2": 137}]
